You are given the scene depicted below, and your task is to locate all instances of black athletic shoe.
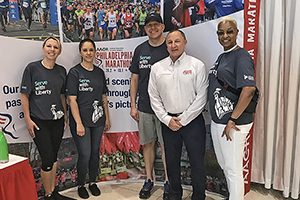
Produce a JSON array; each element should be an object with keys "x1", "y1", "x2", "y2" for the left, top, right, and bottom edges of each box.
[
  {"x1": 44, "y1": 194, "x2": 55, "y2": 200},
  {"x1": 78, "y1": 186, "x2": 89, "y2": 199},
  {"x1": 52, "y1": 187, "x2": 75, "y2": 200},
  {"x1": 139, "y1": 179, "x2": 154, "y2": 199},
  {"x1": 163, "y1": 181, "x2": 170, "y2": 200},
  {"x1": 88, "y1": 183, "x2": 101, "y2": 196}
]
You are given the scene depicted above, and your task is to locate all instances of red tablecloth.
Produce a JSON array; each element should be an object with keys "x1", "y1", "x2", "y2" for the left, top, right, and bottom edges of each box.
[{"x1": 0, "y1": 155, "x2": 38, "y2": 200}]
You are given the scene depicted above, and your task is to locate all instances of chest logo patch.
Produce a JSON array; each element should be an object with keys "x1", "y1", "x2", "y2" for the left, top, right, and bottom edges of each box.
[
  {"x1": 183, "y1": 70, "x2": 192, "y2": 75},
  {"x1": 92, "y1": 100, "x2": 103, "y2": 123},
  {"x1": 213, "y1": 88, "x2": 234, "y2": 119}
]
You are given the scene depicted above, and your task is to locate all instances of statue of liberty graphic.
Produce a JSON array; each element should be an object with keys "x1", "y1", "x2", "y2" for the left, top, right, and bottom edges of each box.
[
  {"x1": 50, "y1": 105, "x2": 64, "y2": 120},
  {"x1": 213, "y1": 88, "x2": 234, "y2": 119},
  {"x1": 92, "y1": 100, "x2": 103, "y2": 123}
]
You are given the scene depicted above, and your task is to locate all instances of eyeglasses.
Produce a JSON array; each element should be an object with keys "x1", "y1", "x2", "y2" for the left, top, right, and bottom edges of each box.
[{"x1": 216, "y1": 29, "x2": 235, "y2": 36}]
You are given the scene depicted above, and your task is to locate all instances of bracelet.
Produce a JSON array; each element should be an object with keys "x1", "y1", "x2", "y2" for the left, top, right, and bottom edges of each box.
[{"x1": 229, "y1": 116, "x2": 237, "y2": 123}]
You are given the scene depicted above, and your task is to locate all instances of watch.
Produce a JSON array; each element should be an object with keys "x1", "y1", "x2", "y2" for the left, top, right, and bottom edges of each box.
[{"x1": 229, "y1": 116, "x2": 237, "y2": 123}]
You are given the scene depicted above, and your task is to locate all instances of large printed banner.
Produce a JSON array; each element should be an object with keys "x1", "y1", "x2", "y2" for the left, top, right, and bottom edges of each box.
[
  {"x1": 0, "y1": 4, "x2": 262, "y2": 195},
  {"x1": 0, "y1": 11, "x2": 244, "y2": 144}
]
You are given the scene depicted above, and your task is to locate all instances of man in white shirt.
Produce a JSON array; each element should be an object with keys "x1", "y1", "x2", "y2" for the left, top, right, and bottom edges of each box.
[{"x1": 148, "y1": 29, "x2": 208, "y2": 200}]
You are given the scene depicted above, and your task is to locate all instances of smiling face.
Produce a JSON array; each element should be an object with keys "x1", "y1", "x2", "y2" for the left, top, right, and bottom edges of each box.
[
  {"x1": 80, "y1": 41, "x2": 95, "y2": 63},
  {"x1": 166, "y1": 30, "x2": 187, "y2": 62},
  {"x1": 144, "y1": 21, "x2": 165, "y2": 41},
  {"x1": 217, "y1": 20, "x2": 239, "y2": 51},
  {"x1": 42, "y1": 38, "x2": 61, "y2": 61}
]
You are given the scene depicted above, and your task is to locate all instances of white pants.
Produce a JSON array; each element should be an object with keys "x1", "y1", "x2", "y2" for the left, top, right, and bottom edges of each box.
[{"x1": 211, "y1": 121, "x2": 253, "y2": 200}]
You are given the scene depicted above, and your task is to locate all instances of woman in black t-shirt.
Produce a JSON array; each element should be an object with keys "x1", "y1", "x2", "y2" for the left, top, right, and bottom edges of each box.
[
  {"x1": 20, "y1": 37, "x2": 72, "y2": 200},
  {"x1": 208, "y1": 17, "x2": 257, "y2": 200},
  {"x1": 67, "y1": 38, "x2": 111, "y2": 199}
]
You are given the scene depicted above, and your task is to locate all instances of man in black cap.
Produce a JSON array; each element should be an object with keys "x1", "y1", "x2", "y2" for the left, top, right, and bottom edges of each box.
[{"x1": 129, "y1": 13, "x2": 170, "y2": 199}]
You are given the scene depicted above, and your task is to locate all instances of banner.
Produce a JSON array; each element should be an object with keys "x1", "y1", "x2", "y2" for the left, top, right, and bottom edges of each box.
[
  {"x1": 0, "y1": 11, "x2": 244, "y2": 144},
  {"x1": 243, "y1": 0, "x2": 261, "y2": 193},
  {"x1": 0, "y1": 10, "x2": 246, "y2": 196}
]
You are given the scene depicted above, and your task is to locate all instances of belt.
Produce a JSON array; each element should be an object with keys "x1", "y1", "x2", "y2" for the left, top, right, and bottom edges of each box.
[{"x1": 167, "y1": 113, "x2": 182, "y2": 117}]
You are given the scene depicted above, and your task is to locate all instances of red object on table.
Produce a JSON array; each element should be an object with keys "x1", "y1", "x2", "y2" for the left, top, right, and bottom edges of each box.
[{"x1": 0, "y1": 155, "x2": 38, "y2": 200}]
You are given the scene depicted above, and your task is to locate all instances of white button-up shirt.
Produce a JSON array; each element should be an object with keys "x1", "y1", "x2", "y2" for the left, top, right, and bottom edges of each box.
[{"x1": 148, "y1": 52, "x2": 208, "y2": 126}]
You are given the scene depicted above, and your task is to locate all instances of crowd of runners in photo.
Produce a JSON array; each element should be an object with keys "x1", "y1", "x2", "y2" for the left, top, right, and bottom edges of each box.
[{"x1": 60, "y1": 0, "x2": 160, "y2": 41}]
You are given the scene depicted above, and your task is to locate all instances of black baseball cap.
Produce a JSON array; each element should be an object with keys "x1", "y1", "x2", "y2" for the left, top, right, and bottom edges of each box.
[{"x1": 145, "y1": 13, "x2": 163, "y2": 25}]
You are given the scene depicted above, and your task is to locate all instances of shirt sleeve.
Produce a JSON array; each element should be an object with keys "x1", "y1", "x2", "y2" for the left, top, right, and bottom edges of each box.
[
  {"x1": 102, "y1": 70, "x2": 109, "y2": 94},
  {"x1": 148, "y1": 64, "x2": 172, "y2": 126},
  {"x1": 235, "y1": 50, "x2": 256, "y2": 89},
  {"x1": 234, "y1": 0, "x2": 244, "y2": 10},
  {"x1": 129, "y1": 46, "x2": 140, "y2": 74},
  {"x1": 60, "y1": 67, "x2": 67, "y2": 95},
  {"x1": 179, "y1": 61, "x2": 208, "y2": 126},
  {"x1": 20, "y1": 64, "x2": 32, "y2": 94},
  {"x1": 66, "y1": 68, "x2": 79, "y2": 96}
]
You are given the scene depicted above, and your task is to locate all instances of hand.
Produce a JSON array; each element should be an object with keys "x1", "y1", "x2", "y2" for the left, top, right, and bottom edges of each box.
[
  {"x1": 25, "y1": 118, "x2": 39, "y2": 138},
  {"x1": 168, "y1": 117, "x2": 182, "y2": 132},
  {"x1": 104, "y1": 119, "x2": 111, "y2": 131},
  {"x1": 130, "y1": 107, "x2": 139, "y2": 122},
  {"x1": 64, "y1": 115, "x2": 68, "y2": 130},
  {"x1": 222, "y1": 120, "x2": 240, "y2": 141},
  {"x1": 76, "y1": 123, "x2": 85, "y2": 136}
]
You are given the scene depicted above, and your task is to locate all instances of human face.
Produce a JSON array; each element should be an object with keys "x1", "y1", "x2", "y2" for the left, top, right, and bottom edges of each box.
[
  {"x1": 42, "y1": 38, "x2": 61, "y2": 61},
  {"x1": 144, "y1": 21, "x2": 164, "y2": 41},
  {"x1": 217, "y1": 21, "x2": 238, "y2": 51},
  {"x1": 166, "y1": 31, "x2": 187, "y2": 62},
  {"x1": 80, "y1": 42, "x2": 95, "y2": 63}
]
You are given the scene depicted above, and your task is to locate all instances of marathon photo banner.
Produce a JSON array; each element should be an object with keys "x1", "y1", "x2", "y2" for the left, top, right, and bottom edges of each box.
[
  {"x1": 0, "y1": 4, "x2": 260, "y2": 197},
  {"x1": 0, "y1": 11, "x2": 244, "y2": 144}
]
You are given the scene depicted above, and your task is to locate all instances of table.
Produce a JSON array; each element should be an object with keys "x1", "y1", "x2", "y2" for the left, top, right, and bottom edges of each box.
[{"x1": 0, "y1": 154, "x2": 38, "y2": 200}]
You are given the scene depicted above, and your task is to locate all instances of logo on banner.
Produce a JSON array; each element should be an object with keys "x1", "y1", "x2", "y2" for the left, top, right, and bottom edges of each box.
[
  {"x1": 0, "y1": 113, "x2": 18, "y2": 139},
  {"x1": 95, "y1": 46, "x2": 133, "y2": 73}
]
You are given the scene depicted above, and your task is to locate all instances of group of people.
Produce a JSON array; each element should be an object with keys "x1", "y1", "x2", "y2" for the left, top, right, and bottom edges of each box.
[
  {"x1": 21, "y1": 37, "x2": 110, "y2": 200},
  {"x1": 131, "y1": 13, "x2": 257, "y2": 200},
  {"x1": 12, "y1": 0, "x2": 49, "y2": 32},
  {"x1": 61, "y1": 0, "x2": 160, "y2": 41},
  {"x1": 20, "y1": 11, "x2": 257, "y2": 200}
]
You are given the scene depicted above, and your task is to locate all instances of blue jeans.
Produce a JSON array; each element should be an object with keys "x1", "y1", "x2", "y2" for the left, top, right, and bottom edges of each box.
[{"x1": 71, "y1": 125, "x2": 104, "y2": 186}]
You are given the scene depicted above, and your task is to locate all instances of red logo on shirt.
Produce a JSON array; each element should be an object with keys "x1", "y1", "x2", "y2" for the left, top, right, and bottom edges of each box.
[{"x1": 183, "y1": 70, "x2": 192, "y2": 75}]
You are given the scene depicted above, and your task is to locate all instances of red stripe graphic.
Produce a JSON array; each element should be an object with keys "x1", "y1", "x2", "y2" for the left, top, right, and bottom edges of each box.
[
  {"x1": 243, "y1": 0, "x2": 261, "y2": 194},
  {"x1": 0, "y1": 117, "x2": 6, "y2": 124}
]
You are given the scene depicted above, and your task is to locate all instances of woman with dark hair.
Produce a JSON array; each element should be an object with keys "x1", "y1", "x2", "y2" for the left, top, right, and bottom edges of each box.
[
  {"x1": 66, "y1": 38, "x2": 111, "y2": 199},
  {"x1": 20, "y1": 37, "x2": 73, "y2": 200}
]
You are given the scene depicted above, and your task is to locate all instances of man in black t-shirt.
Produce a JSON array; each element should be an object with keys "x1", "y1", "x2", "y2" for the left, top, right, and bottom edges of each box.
[{"x1": 129, "y1": 13, "x2": 170, "y2": 200}]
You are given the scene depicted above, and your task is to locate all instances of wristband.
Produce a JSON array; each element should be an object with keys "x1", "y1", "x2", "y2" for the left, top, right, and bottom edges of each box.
[{"x1": 229, "y1": 116, "x2": 237, "y2": 123}]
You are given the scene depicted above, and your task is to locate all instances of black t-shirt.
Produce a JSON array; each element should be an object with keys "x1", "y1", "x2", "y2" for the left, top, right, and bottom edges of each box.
[
  {"x1": 66, "y1": 64, "x2": 108, "y2": 127},
  {"x1": 20, "y1": 61, "x2": 66, "y2": 120},
  {"x1": 129, "y1": 41, "x2": 168, "y2": 114},
  {"x1": 208, "y1": 48, "x2": 256, "y2": 125}
]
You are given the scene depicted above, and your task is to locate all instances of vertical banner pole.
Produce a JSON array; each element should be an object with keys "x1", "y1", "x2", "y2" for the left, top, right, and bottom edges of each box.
[{"x1": 243, "y1": 0, "x2": 261, "y2": 194}]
